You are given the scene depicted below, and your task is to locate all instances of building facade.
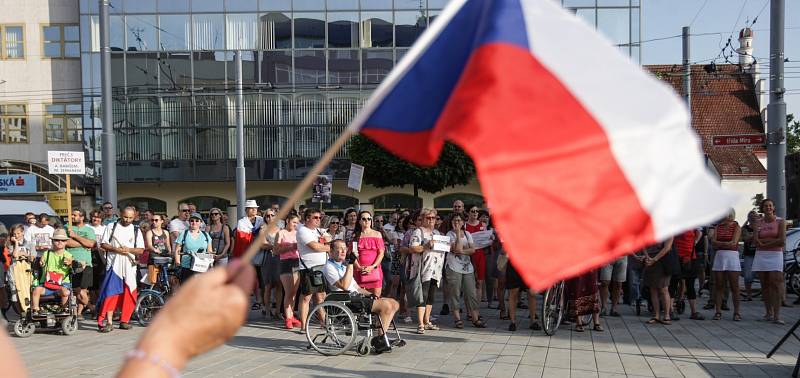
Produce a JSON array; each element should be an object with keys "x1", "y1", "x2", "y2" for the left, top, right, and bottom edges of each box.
[
  {"x1": 0, "y1": 0, "x2": 91, "y2": 203},
  {"x1": 73, "y1": 0, "x2": 642, "y2": 215}
]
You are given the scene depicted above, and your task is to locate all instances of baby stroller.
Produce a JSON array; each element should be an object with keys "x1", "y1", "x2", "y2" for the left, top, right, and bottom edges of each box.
[{"x1": 12, "y1": 254, "x2": 78, "y2": 337}]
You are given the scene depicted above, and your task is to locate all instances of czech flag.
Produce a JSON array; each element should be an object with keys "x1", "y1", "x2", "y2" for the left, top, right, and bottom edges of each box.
[{"x1": 352, "y1": 0, "x2": 735, "y2": 290}]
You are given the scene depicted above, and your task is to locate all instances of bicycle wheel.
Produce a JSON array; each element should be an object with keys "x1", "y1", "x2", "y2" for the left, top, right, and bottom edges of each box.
[
  {"x1": 306, "y1": 301, "x2": 358, "y2": 356},
  {"x1": 135, "y1": 290, "x2": 165, "y2": 327},
  {"x1": 541, "y1": 281, "x2": 565, "y2": 336}
]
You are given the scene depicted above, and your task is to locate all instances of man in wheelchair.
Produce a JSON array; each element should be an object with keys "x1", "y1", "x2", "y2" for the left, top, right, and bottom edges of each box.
[
  {"x1": 30, "y1": 229, "x2": 73, "y2": 315},
  {"x1": 323, "y1": 240, "x2": 399, "y2": 353}
]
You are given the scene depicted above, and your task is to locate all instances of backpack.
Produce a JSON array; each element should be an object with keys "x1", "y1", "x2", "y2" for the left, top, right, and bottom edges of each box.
[{"x1": 108, "y1": 221, "x2": 140, "y2": 249}]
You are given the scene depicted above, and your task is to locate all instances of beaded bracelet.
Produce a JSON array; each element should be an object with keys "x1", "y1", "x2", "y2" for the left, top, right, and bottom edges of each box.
[{"x1": 124, "y1": 349, "x2": 181, "y2": 378}]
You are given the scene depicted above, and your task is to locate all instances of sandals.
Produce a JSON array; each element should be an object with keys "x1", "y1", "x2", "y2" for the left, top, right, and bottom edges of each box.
[
  {"x1": 251, "y1": 303, "x2": 262, "y2": 311},
  {"x1": 660, "y1": 319, "x2": 672, "y2": 325},
  {"x1": 733, "y1": 313, "x2": 742, "y2": 322},
  {"x1": 574, "y1": 324, "x2": 584, "y2": 332},
  {"x1": 455, "y1": 319, "x2": 464, "y2": 329},
  {"x1": 98, "y1": 322, "x2": 113, "y2": 333},
  {"x1": 773, "y1": 319, "x2": 786, "y2": 325},
  {"x1": 416, "y1": 325, "x2": 425, "y2": 334},
  {"x1": 499, "y1": 310, "x2": 509, "y2": 320},
  {"x1": 472, "y1": 319, "x2": 486, "y2": 328},
  {"x1": 593, "y1": 324, "x2": 604, "y2": 332},
  {"x1": 646, "y1": 318, "x2": 659, "y2": 325},
  {"x1": 690, "y1": 312, "x2": 705, "y2": 320},
  {"x1": 425, "y1": 323, "x2": 439, "y2": 331},
  {"x1": 530, "y1": 320, "x2": 542, "y2": 331},
  {"x1": 712, "y1": 312, "x2": 722, "y2": 321}
]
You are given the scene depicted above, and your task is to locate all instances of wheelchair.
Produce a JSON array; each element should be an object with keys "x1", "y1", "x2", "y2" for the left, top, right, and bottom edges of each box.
[
  {"x1": 12, "y1": 258, "x2": 79, "y2": 338},
  {"x1": 305, "y1": 291, "x2": 406, "y2": 356}
]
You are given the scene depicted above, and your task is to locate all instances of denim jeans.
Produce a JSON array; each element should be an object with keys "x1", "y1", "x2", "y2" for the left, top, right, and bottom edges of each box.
[
  {"x1": 627, "y1": 263, "x2": 642, "y2": 302},
  {"x1": 742, "y1": 255, "x2": 755, "y2": 285}
]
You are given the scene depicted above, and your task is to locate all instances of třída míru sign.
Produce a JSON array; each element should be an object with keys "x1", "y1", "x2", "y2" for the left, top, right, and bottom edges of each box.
[
  {"x1": 0, "y1": 174, "x2": 37, "y2": 194},
  {"x1": 47, "y1": 151, "x2": 86, "y2": 175}
]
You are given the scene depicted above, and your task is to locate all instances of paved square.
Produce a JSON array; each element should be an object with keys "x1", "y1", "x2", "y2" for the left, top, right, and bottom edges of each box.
[{"x1": 8, "y1": 296, "x2": 800, "y2": 377}]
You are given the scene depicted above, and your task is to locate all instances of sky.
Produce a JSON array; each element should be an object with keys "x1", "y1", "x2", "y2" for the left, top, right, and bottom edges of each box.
[{"x1": 641, "y1": 0, "x2": 800, "y2": 116}]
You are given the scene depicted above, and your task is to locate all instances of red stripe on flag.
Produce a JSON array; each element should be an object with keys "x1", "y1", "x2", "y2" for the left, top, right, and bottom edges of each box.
[
  {"x1": 434, "y1": 43, "x2": 656, "y2": 290},
  {"x1": 360, "y1": 128, "x2": 443, "y2": 166}
]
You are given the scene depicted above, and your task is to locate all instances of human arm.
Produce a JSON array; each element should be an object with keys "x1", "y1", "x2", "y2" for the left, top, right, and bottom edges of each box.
[
  {"x1": 144, "y1": 230, "x2": 156, "y2": 254},
  {"x1": 221, "y1": 225, "x2": 231, "y2": 256},
  {"x1": 67, "y1": 227, "x2": 96, "y2": 249},
  {"x1": 645, "y1": 238, "x2": 674, "y2": 266},
  {"x1": 117, "y1": 260, "x2": 255, "y2": 378},
  {"x1": 330, "y1": 263, "x2": 355, "y2": 291},
  {"x1": 361, "y1": 233, "x2": 384, "y2": 274},
  {"x1": 756, "y1": 220, "x2": 787, "y2": 248}
]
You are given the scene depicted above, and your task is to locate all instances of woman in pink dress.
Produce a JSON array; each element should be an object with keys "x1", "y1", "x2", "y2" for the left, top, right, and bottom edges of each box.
[{"x1": 352, "y1": 210, "x2": 385, "y2": 297}]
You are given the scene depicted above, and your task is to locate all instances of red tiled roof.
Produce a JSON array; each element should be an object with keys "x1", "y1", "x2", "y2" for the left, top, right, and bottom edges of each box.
[{"x1": 646, "y1": 64, "x2": 767, "y2": 177}]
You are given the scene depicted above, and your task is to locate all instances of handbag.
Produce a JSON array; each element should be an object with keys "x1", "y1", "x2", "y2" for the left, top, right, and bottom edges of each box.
[
  {"x1": 358, "y1": 266, "x2": 382, "y2": 283},
  {"x1": 299, "y1": 258, "x2": 324, "y2": 287},
  {"x1": 44, "y1": 271, "x2": 65, "y2": 290}
]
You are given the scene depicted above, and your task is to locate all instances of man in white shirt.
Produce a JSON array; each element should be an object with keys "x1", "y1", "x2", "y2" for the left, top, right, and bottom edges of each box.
[
  {"x1": 23, "y1": 213, "x2": 55, "y2": 257},
  {"x1": 324, "y1": 240, "x2": 399, "y2": 353},
  {"x1": 296, "y1": 208, "x2": 330, "y2": 331},
  {"x1": 169, "y1": 203, "x2": 191, "y2": 243},
  {"x1": 98, "y1": 207, "x2": 144, "y2": 332},
  {"x1": 235, "y1": 200, "x2": 264, "y2": 308}
]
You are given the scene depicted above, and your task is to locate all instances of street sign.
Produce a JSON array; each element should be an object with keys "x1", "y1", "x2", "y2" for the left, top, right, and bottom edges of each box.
[
  {"x1": 47, "y1": 151, "x2": 86, "y2": 174},
  {"x1": 0, "y1": 174, "x2": 37, "y2": 194},
  {"x1": 712, "y1": 134, "x2": 766, "y2": 147}
]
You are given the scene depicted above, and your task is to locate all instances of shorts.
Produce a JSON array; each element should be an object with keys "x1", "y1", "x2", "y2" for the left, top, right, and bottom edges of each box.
[
  {"x1": 470, "y1": 249, "x2": 486, "y2": 281},
  {"x1": 505, "y1": 263, "x2": 526, "y2": 290},
  {"x1": 279, "y1": 258, "x2": 299, "y2": 275},
  {"x1": 752, "y1": 250, "x2": 783, "y2": 272},
  {"x1": 600, "y1": 257, "x2": 628, "y2": 282},
  {"x1": 420, "y1": 279, "x2": 438, "y2": 306},
  {"x1": 346, "y1": 293, "x2": 375, "y2": 313},
  {"x1": 262, "y1": 254, "x2": 281, "y2": 284},
  {"x1": 40, "y1": 282, "x2": 72, "y2": 296},
  {"x1": 299, "y1": 268, "x2": 326, "y2": 295},
  {"x1": 73, "y1": 266, "x2": 94, "y2": 289},
  {"x1": 711, "y1": 250, "x2": 741, "y2": 272}
]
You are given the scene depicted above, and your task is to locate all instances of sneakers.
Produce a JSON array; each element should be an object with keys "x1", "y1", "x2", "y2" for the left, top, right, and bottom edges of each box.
[
  {"x1": 119, "y1": 322, "x2": 133, "y2": 330},
  {"x1": 530, "y1": 321, "x2": 542, "y2": 331},
  {"x1": 371, "y1": 335, "x2": 392, "y2": 354},
  {"x1": 290, "y1": 317, "x2": 301, "y2": 327},
  {"x1": 285, "y1": 317, "x2": 295, "y2": 330}
]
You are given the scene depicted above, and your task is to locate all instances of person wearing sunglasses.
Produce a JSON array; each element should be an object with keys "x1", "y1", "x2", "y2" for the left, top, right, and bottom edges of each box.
[
  {"x1": 169, "y1": 203, "x2": 192, "y2": 245},
  {"x1": 326, "y1": 216, "x2": 344, "y2": 241},
  {"x1": 465, "y1": 205, "x2": 488, "y2": 304},
  {"x1": 101, "y1": 202, "x2": 119, "y2": 226},
  {"x1": 351, "y1": 211, "x2": 385, "y2": 298},
  {"x1": 174, "y1": 213, "x2": 214, "y2": 284},
  {"x1": 342, "y1": 209, "x2": 358, "y2": 244},
  {"x1": 296, "y1": 208, "x2": 331, "y2": 332},
  {"x1": 444, "y1": 213, "x2": 485, "y2": 329},
  {"x1": 275, "y1": 214, "x2": 301, "y2": 328},
  {"x1": 206, "y1": 208, "x2": 231, "y2": 266},
  {"x1": 259, "y1": 209, "x2": 282, "y2": 319},
  {"x1": 408, "y1": 208, "x2": 445, "y2": 334}
]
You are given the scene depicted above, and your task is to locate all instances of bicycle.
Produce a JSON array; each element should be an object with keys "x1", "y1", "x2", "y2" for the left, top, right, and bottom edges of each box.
[
  {"x1": 134, "y1": 256, "x2": 177, "y2": 326},
  {"x1": 540, "y1": 280, "x2": 565, "y2": 336}
]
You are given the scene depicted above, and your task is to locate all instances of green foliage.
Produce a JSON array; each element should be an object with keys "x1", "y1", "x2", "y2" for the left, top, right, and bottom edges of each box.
[
  {"x1": 788, "y1": 113, "x2": 800, "y2": 154},
  {"x1": 347, "y1": 135, "x2": 476, "y2": 195},
  {"x1": 752, "y1": 193, "x2": 765, "y2": 207}
]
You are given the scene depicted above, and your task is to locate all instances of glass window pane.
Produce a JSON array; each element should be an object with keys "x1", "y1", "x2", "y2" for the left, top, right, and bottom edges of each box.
[
  {"x1": 427, "y1": 0, "x2": 449, "y2": 9},
  {"x1": 126, "y1": 15, "x2": 157, "y2": 51},
  {"x1": 158, "y1": 0, "x2": 189, "y2": 12},
  {"x1": 110, "y1": 16, "x2": 125, "y2": 50},
  {"x1": 259, "y1": 0, "x2": 290, "y2": 11},
  {"x1": 395, "y1": 11, "x2": 426, "y2": 47},
  {"x1": 631, "y1": 7, "x2": 639, "y2": 43},
  {"x1": 428, "y1": 10, "x2": 441, "y2": 25},
  {"x1": 226, "y1": 13, "x2": 258, "y2": 50},
  {"x1": 327, "y1": 0, "x2": 358, "y2": 10},
  {"x1": 293, "y1": 0, "x2": 325, "y2": 11},
  {"x1": 44, "y1": 42, "x2": 62, "y2": 57},
  {"x1": 43, "y1": 26, "x2": 61, "y2": 41},
  {"x1": 362, "y1": 49, "x2": 392, "y2": 84},
  {"x1": 193, "y1": 51, "x2": 227, "y2": 88},
  {"x1": 294, "y1": 50, "x2": 325, "y2": 85},
  {"x1": 563, "y1": 0, "x2": 596, "y2": 6},
  {"x1": 259, "y1": 12, "x2": 292, "y2": 49},
  {"x1": 259, "y1": 50, "x2": 292, "y2": 85},
  {"x1": 46, "y1": 104, "x2": 65, "y2": 114},
  {"x1": 597, "y1": 8, "x2": 629, "y2": 45},
  {"x1": 395, "y1": 0, "x2": 420, "y2": 9},
  {"x1": 66, "y1": 104, "x2": 82, "y2": 114},
  {"x1": 126, "y1": 53, "x2": 160, "y2": 89},
  {"x1": 65, "y1": 42, "x2": 80, "y2": 57},
  {"x1": 4, "y1": 26, "x2": 23, "y2": 58},
  {"x1": 159, "y1": 52, "x2": 192, "y2": 89},
  {"x1": 598, "y1": 0, "x2": 631, "y2": 6},
  {"x1": 361, "y1": 11, "x2": 392, "y2": 47},
  {"x1": 327, "y1": 12, "x2": 359, "y2": 48},
  {"x1": 159, "y1": 14, "x2": 190, "y2": 50},
  {"x1": 192, "y1": 0, "x2": 224, "y2": 12},
  {"x1": 396, "y1": 48, "x2": 408, "y2": 62},
  {"x1": 294, "y1": 12, "x2": 325, "y2": 48},
  {"x1": 5, "y1": 104, "x2": 26, "y2": 114},
  {"x1": 225, "y1": 0, "x2": 258, "y2": 12},
  {"x1": 64, "y1": 25, "x2": 80, "y2": 41},
  {"x1": 328, "y1": 49, "x2": 359, "y2": 85},
  {"x1": 125, "y1": 0, "x2": 156, "y2": 13},
  {"x1": 361, "y1": 0, "x2": 391, "y2": 9},
  {"x1": 193, "y1": 14, "x2": 225, "y2": 50},
  {"x1": 575, "y1": 8, "x2": 595, "y2": 26}
]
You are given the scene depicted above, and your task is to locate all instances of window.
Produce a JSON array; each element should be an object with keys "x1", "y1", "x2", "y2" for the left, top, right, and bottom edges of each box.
[
  {"x1": 45, "y1": 104, "x2": 82, "y2": 143},
  {"x1": 1, "y1": 25, "x2": 24, "y2": 59},
  {"x1": 0, "y1": 104, "x2": 28, "y2": 143},
  {"x1": 43, "y1": 25, "x2": 79, "y2": 58}
]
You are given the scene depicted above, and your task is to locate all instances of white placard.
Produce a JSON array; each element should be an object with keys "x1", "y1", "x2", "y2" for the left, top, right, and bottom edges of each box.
[
  {"x1": 470, "y1": 230, "x2": 495, "y2": 249},
  {"x1": 432, "y1": 234, "x2": 451, "y2": 253},
  {"x1": 191, "y1": 253, "x2": 215, "y2": 272},
  {"x1": 47, "y1": 151, "x2": 86, "y2": 175},
  {"x1": 312, "y1": 175, "x2": 332, "y2": 203},
  {"x1": 347, "y1": 163, "x2": 364, "y2": 192}
]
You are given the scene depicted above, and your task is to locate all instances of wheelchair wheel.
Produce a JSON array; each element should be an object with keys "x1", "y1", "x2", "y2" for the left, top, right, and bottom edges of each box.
[
  {"x1": 135, "y1": 291, "x2": 165, "y2": 327},
  {"x1": 357, "y1": 340, "x2": 371, "y2": 356},
  {"x1": 541, "y1": 281, "x2": 564, "y2": 336},
  {"x1": 13, "y1": 319, "x2": 34, "y2": 338},
  {"x1": 306, "y1": 301, "x2": 357, "y2": 356},
  {"x1": 61, "y1": 316, "x2": 78, "y2": 335}
]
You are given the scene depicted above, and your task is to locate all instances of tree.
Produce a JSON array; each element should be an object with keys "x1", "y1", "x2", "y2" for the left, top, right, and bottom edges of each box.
[
  {"x1": 788, "y1": 113, "x2": 800, "y2": 154},
  {"x1": 347, "y1": 135, "x2": 476, "y2": 198},
  {"x1": 752, "y1": 193, "x2": 764, "y2": 208}
]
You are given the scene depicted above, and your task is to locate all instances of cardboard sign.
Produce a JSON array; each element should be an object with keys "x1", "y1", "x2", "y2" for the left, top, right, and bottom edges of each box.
[
  {"x1": 347, "y1": 163, "x2": 364, "y2": 192},
  {"x1": 312, "y1": 175, "x2": 332, "y2": 203},
  {"x1": 432, "y1": 234, "x2": 451, "y2": 253},
  {"x1": 47, "y1": 151, "x2": 85, "y2": 175},
  {"x1": 471, "y1": 230, "x2": 495, "y2": 249}
]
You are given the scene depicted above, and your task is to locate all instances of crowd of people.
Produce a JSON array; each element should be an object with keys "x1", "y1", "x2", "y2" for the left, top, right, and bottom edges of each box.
[{"x1": 0, "y1": 197, "x2": 790, "y2": 340}]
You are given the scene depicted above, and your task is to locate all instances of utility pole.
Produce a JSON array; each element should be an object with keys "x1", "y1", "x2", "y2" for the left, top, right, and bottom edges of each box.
[
  {"x1": 768, "y1": 0, "x2": 787, "y2": 217},
  {"x1": 682, "y1": 26, "x2": 691, "y2": 108},
  {"x1": 99, "y1": 0, "x2": 116, "y2": 207},
  {"x1": 235, "y1": 51, "x2": 246, "y2": 218}
]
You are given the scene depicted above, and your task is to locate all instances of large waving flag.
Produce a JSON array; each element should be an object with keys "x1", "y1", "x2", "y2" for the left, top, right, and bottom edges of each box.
[{"x1": 351, "y1": 0, "x2": 736, "y2": 290}]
